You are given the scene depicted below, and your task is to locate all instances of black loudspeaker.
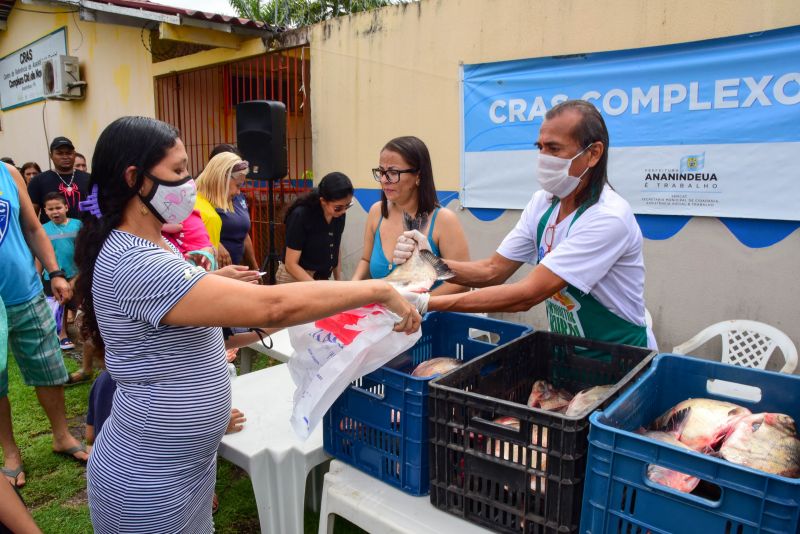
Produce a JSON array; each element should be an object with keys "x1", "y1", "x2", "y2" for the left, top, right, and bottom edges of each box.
[{"x1": 236, "y1": 100, "x2": 287, "y2": 181}]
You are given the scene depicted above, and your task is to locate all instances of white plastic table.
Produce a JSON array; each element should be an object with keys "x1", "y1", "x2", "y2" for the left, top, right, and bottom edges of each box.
[
  {"x1": 219, "y1": 363, "x2": 329, "y2": 534},
  {"x1": 318, "y1": 460, "x2": 491, "y2": 534},
  {"x1": 239, "y1": 328, "x2": 295, "y2": 373}
]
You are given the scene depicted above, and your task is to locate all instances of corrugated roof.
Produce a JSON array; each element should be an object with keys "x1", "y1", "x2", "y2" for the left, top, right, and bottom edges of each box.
[
  {"x1": 0, "y1": 0, "x2": 14, "y2": 25},
  {"x1": 0, "y1": 0, "x2": 272, "y2": 32},
  {"x1": 91, "y1": 0, "x2": 271, "y2": 30}
]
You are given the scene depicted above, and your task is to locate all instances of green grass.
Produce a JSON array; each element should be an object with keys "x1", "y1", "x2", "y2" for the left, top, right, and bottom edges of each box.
[
  {"x1": 4, "y1": 338, "x2": 364, "y2": 534},
  {"x1": 5, "y1": 351, "x2": 92, "y2": 533}
]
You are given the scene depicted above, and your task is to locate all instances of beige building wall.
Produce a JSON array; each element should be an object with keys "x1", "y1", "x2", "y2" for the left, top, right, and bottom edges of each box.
[
  {"x1": 310, "y1": 0, "x2": 800, "y2": 362},
  {"x1": 0, "y1": 2, "x2": 155, "y2": 171}
]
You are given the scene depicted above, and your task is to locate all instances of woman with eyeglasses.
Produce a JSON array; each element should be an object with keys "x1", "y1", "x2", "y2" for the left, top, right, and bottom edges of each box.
[
  {"x1": 194, "y1": 152, "x2": 251, "y2": 268},
  {"x1": 351, "y1": 136, "x2": 469, "y2": 294},
  {"x1": 276, "y1": 172, "x2": 354, "y2": 283}
]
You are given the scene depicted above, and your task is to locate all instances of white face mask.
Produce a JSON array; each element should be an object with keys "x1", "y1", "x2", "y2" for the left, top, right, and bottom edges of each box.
[
  {"x1": 536, "y1": 144, "x2": 593, "y2": 199},
  {"x1": 140, "y1": 173, "x2": 197, "y2": 224}
]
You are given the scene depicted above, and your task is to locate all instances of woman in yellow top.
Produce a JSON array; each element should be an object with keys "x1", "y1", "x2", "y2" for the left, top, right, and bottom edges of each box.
[{"x1": 195, "y1": 152, "x2": 255, "y2": 268}]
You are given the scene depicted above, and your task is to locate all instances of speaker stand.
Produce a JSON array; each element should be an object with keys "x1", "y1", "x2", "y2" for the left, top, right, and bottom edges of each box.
[{"x1": 261, "y1": 178, "x2": 280, "y2": 285}]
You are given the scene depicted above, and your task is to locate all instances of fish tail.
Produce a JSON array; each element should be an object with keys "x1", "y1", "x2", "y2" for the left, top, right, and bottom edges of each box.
[
  {"x1": 403, "y1": 211, "x2": 429, "y2": 232},
  {"x1": 419, "y1": 249, "x2": 455, "y2": 281}
]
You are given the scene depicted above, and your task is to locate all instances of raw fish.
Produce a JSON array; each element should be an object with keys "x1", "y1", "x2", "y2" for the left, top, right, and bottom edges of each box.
[
  {"x1": 411, "y1": 357, "x2": 461, "y2": 378},
  {"x1": 527, "y1": 380, "x2": 572, "y2": 412},
  {"x1": 653, "y1": 398, "x2": 751, "y2": 452},
  {"x1": 385, "y1": 212, "x2": 454, "y2": 292},
  {"x1": 564, "y1": 384, "x2": 614, "y2": 417},
  {"x1": 640, "y1": 430, "x2": 701, "y2": 493},
  {"x1": 720, "y1": 412, "x2": 800, "y2": 477}
]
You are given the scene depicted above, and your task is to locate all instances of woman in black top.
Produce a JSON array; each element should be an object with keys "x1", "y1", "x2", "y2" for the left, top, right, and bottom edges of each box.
[{"x1": 277, "y1": 172, "x2": 354, "y2": 283}]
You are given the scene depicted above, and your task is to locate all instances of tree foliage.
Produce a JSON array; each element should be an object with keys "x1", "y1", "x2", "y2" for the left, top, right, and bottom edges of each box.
[{"x1": 229, "y1": 0, "x2": 413, "y2": 28}]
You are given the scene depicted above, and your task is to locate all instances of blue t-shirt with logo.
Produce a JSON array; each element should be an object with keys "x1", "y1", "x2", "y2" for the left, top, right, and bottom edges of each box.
[
  {"x1": 0, "y1": 164, "x2": 42, "y2": 305},
  {"x1": 42, "y1": 218, "x2": 82, "y2": 279}
]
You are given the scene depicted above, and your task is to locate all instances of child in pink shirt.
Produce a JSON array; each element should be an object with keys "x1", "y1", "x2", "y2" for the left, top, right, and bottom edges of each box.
[{"x1": 162, "y1": 210, "x2": 215, "y2": 270}]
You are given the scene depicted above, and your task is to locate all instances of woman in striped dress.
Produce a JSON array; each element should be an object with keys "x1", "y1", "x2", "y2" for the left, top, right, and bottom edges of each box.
[{"x1": 74, "y1": 116, "x2": 420, "y2": 533}]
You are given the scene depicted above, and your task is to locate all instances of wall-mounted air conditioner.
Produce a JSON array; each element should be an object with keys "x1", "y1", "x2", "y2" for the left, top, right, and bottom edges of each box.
[{"x1": 42, "y1": 55, "x2": 86, "y2": 100}]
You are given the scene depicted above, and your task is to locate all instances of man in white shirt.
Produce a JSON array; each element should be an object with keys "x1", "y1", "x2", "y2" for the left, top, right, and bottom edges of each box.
[{"x1": 395, "y1": 99, "x2": 656, "y2": 350}]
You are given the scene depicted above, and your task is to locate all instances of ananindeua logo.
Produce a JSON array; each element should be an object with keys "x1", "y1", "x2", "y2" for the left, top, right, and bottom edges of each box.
[
  {"x1": 643, "y1": 152, "x2": 720, "y2": 191},
  {"x1": 546, "y1": 289, "x2": 585, "y2": 338},
  {"x1": 680, "y1": 153, "x2": 705, "y2": 173}
]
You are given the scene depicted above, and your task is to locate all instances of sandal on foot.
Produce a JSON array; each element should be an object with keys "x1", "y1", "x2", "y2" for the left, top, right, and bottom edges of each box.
[
  {"x1": 67, "y1": 369, "x2": 92, "y2": 385},
  {"x1": 53, "y1": 443, "x2": 89, "y2": 464},
  {"x1": 1, "y1": 464, "x2": 25, "y2": 488},
  {"x1": 60, "y1": 338, "x2": 75, "y2": 350}
]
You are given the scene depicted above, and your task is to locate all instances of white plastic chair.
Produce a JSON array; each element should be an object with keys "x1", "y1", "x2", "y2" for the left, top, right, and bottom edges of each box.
[{"x1": 672, "y1": 320, "x2": 798, "y2": 373}]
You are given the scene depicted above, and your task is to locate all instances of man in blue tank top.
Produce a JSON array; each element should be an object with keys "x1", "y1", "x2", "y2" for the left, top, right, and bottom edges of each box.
[{"x1": 0, "y1": 163, "x2": 88, "y2": 489}]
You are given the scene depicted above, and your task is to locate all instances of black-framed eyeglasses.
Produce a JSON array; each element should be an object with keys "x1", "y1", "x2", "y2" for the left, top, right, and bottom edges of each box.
[
  {"x1": 372, "y1": 168, "x2": 418, "y2": 184},
  {"x1": 332, "y1": 200, "x2": 354, "y2": 213}
]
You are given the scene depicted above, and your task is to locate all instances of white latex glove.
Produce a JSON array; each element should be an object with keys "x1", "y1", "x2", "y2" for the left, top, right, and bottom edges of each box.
[
  {"x1": 400, "y1": 289, "x2": 430, "y2": 315},
  {"x1": 392, "y1": 230, "x2": 432, "y2": 265}
]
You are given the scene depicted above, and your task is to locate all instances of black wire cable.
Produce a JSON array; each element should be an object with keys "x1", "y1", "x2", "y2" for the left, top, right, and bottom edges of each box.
[
  {"x1": 139, "y1": 22, "x2": 172, "y2": 62},
  {"x1": 139, "y1": 23, "x2": 153, "y2": 55},
  {"x1": 41, "y1": 99, "x2": 50, "y2": 169},
  {"x1": 251, "y1": 328, "x2": 273, "y2": 350},
  {"x1": 71, "y1": 8, "x2": 84, "y2": 52}
]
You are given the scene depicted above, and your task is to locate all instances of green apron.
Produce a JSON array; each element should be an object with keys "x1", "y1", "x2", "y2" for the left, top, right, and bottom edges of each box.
[{"x1": 536, "y1": 199, "x2": 648, "y2": 354}]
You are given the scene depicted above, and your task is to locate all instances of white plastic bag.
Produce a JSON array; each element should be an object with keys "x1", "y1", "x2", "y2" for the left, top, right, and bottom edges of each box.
[{"x1": 288, "y1": 304, "x2": 421, "y2": 439}]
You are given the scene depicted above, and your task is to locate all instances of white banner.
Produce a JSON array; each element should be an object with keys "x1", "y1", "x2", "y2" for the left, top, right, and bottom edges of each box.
[
  {"x1": 0, "y1": 28, "x2": 67, "y2": 111},
  {"x1": 465, "y1": 143, "x2": 800, "y2": 219},
  {"x1": 610, "y1": 143, "x2": 800, "y2": 219}
]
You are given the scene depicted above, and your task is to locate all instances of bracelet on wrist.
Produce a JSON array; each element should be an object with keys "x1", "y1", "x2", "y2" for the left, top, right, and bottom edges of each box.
[{"x1": 49, "y1": 269, "x2": 67, "y2": 280}]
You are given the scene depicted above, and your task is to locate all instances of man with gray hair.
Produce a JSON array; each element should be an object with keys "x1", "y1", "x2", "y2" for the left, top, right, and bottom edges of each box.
[{"x1": 395, "y1": 99, "x2": 656, "y2": 351}]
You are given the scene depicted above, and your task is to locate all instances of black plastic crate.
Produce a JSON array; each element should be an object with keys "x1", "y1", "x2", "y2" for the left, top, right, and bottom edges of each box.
[
  {"x1": 428, "y1": 331, "x2": 655, "y2": 533},
  {"x1": 323, "y1": 312, "x2": 531, "y2": 495}
]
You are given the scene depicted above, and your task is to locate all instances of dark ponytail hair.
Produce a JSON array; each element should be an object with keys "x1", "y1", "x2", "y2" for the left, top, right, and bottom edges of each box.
[
  {"x1": 284, "y1": 171, "x2": 353, "y2": 222},
  {"x1": 74, "y1": 116, "x2": 180, "y2": 346},
  {"x1": 379, "y1": 136, "x2": 438, "y2": 219}
]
